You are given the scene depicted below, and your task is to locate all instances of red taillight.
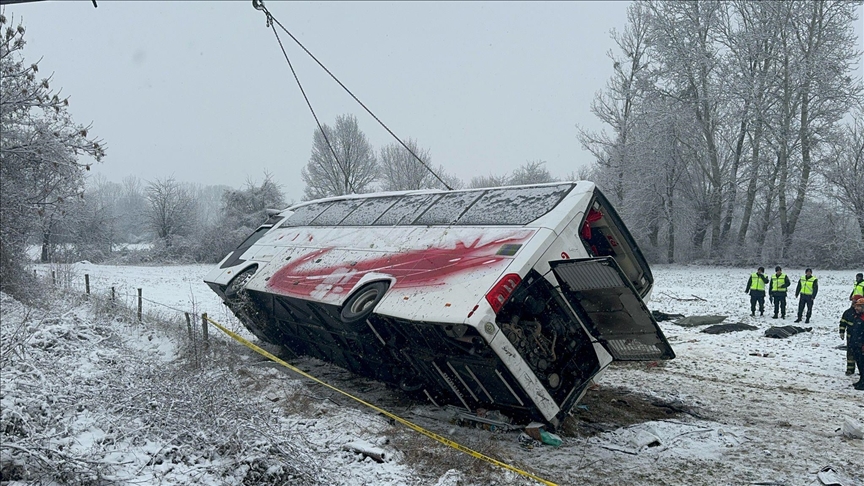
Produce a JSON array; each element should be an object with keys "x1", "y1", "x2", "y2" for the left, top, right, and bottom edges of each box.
[{"x1": 485, "y1": 273, "x2": 522, "y2": 314}]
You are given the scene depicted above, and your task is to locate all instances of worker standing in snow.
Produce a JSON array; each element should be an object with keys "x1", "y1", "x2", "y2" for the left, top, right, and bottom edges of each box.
[
  {"x1": 850, "y1": 273, "x2": 864, "y2": 301},
  {"x1": 849, "y1": 298, "x2": 864, "y2": 390},
  {"x1": 744, "y1": 267, "x2": 769, "y2": 316},
  {"x1": 769, "y1": 266, "x2": 791, "y2": 319},
  {"x1": 841, "y1": 295, "x2": 862, "y2": 376},
  {"x1": 794, "y1": 268, "x2": 818, "y2": 323}
]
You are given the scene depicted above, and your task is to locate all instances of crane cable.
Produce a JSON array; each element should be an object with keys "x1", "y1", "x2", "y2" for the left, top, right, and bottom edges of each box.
[
  {"x1": 252, "y1": 0, "x2": 453, "y2": 191},
  {"x1": 253, "y1": 1, "x2": 356, "y2": 194}
]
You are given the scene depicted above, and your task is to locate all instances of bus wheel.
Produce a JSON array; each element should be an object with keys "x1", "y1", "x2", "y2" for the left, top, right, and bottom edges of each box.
[
  {"x1": 225, "y1": 266, "x2": 257, "y2": 300},
  {"x1": 340, "y1": 281, "x2": 388, "y2": 323}
]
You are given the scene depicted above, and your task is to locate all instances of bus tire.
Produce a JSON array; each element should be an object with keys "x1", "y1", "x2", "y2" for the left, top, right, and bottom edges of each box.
[
  {"x1": 340, "y1": 281, "x2": 389, "y2": 323},
  {"x1": 225, "y1": 266, "x2": 257, "y2": 300}
]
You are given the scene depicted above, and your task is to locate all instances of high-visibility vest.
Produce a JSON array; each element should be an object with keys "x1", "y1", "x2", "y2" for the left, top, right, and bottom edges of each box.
[
  {"x1": 853, "y1": 281, "x2": 864, "y2": 298},
  {"x1": 799, "y1": 276, "x2": 816, "y2": 295},
  {"x1": 750, "y1": 273, "x2": 766, "y2": 291},
  {"x1": 771, "y1": 274, "x2": 787, "y2": 292}
]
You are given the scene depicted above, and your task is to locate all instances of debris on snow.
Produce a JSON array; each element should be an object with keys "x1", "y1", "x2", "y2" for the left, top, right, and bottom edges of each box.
[
  {"x1": 342, "y1": 440, "x2": 387, "y2": 463},
  {"x1": 764, "y1": 326, "x2": 812, "y2": 339},
  {"x1": 840, "y1": 417, "x2": 863, "y2": 440},
  {"x1": 673, "y1": 315, "x2": 728, "y2": 327},
  {"x1": 816, "y1": 465, "x2": 856, "y2": 486},
  {"x1": 702, "y1": 323, "x2": 758, "y2": 334}
]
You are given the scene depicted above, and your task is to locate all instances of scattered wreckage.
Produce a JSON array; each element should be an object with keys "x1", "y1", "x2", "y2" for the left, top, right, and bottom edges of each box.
[{"x1": 204, "y1": 181, "x2": 674, "y2": 428}]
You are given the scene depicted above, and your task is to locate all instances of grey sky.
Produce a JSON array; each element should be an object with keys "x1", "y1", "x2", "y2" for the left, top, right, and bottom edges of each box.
[{"x1": 7, "y1": 1, "x2": 864, "y2": 203}]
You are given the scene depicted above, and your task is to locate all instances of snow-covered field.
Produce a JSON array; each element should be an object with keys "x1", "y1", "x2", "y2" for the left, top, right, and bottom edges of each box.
[{"x1": 2, "y1": 263, "x2": 862, "y2": 485}]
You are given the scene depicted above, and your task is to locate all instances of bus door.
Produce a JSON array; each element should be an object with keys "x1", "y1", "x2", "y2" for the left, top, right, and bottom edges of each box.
[{"x1": 549, "y1": 257, "x2": 674, "y2": 361}]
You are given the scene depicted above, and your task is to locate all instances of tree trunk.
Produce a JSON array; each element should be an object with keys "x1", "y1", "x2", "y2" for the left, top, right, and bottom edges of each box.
[
  {"x1": 782, "y1": 77, "x2": 813, "y2": 258},
  {"x1": 755, "y1": 156, "x2": 780, "y2": 258},
  {"x1": 40, "y1": 226, "x2": 52, "y2": 263},
  {"x1": 666, "y1": 189, "x2": 675, "y2": 263},
  {"x1": 648, "y1": 216, "x2": 659, "y2": 248},
  {"x1": 721, "y1": 113, "x2": 748, "y2": 244},
  {"x1": 737, "y1": 125, "x2": 763, "y2": 245}
]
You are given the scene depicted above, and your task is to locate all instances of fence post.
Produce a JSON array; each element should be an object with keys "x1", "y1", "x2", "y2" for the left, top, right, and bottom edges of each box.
[
  {"x1": 185, "y1": 312, "x2": 193, "y2": 340},
  {"x1": 85, "y1": 274, "x2": 90, "y2": 296},
  {"x1": 51, "y1": 271, "x2": 56, "y2": 286},
  {"x1": 201, "y1": 313, "x2": 209, "y2": 348},
  {"x1": 137, "y1": 288, "x2": 142, "y2": 322}
]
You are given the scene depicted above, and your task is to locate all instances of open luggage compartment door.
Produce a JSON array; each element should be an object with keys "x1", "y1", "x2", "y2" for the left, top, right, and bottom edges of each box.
[{"x1": 550, "y1": 257, "x2": 675, "y2": 361}]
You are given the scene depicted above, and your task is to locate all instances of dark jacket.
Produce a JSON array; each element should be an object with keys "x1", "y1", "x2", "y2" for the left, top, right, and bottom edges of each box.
[
  {"x1": 850, "y1": 312, "x2": 864, "y2": 348},
  {"x1": 795, "y1": 276, "x2": 818, "y2": 299},
  {"x1": 840, "y1": 307, "x2": 857, "y2": 334}
]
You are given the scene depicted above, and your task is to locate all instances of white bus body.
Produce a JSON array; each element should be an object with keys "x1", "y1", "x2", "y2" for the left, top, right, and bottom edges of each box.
[{"x1": 204, "y1": 181, "x2": 674, "y2": 427}]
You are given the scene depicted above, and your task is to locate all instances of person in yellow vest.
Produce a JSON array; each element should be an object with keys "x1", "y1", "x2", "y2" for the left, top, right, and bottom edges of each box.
[
  {"x1": 744, "y1": 266, "x2": 769, "y2": 316},
  {"x1": 850, "y1": 273, "x2": 864, "y2": 302},
  {"x1": 769, "y1": 266, "x2": 790, "y2": 319},
  {"x1": 841, "y1": 295, "x2": 862, "y2": 375},
  {"x1": 794, "y1": 268, "x2": 818, "y2": 323}
]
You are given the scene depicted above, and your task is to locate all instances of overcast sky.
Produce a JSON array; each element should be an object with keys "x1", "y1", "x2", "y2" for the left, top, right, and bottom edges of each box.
[{"x1": 6, "y1": 1, "x2": 864, "y2": 203}]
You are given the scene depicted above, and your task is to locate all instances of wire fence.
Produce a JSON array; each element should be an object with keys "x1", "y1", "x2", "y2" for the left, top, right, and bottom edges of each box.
[{"x1": 29, "y1": 265, "x2": 245, "y2": 368}]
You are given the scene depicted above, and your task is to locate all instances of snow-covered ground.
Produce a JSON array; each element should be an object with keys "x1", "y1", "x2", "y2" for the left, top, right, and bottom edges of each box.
[{"x1": 2, "y1": 263, "x2": 862, "y2": 485}]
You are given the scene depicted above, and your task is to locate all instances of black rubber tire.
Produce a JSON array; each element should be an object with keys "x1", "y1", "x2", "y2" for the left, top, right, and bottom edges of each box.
[
  {"x1": 340, "y1": 281, "x2": 389, "y2": 323},
  {"x1": 224, "y1": 266, "x2": 256, "y2": 300}
]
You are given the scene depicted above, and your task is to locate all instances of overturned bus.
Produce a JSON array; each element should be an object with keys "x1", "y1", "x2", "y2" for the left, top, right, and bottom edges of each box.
[{"x1": 204, "y1": 181, "x2": 674, "y2": 428}]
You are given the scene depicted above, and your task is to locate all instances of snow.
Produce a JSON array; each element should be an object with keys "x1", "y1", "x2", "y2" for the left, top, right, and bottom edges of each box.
[{"x1": 3, "y1": 263, "x2": 863, "y2": 485}]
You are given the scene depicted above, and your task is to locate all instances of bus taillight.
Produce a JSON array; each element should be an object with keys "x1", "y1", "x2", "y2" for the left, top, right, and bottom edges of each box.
[{"x1": 485, "y1": 273, "x2": 522, "y2": 314}]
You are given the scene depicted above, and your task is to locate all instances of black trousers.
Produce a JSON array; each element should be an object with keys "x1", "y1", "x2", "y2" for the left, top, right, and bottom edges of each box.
[
  {"x1": 750, "y1": 291, "x2": 765, "y2": 314},
  {"x1": 797, "y1": 295, "x2": 814, "y2": 320},
  {"x1": 772, "y1": 294, "x2": 787, "y2": 317},
  {"x1": 852, "y1": 340, "x2": 864, "y2": 383}
]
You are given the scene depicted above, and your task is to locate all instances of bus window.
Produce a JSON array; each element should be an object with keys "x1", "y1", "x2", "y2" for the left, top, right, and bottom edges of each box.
[
  {"x1": 218, "y1": 225, "x2": 272, "y2": 269},
  {"x1": 311, "y1": 199, "x2": 365, "y2": 226},
  {"x1": 414, "y1": 191, "x2": 483, "y2": 225},
  {"x1": 373, "y1": 194, "x2": 440, "y2": 226},
  {"x1": 457, "y1": 184, "x2": 573, "y2": 225},
  {"x1": 283, "y1": 202, "x2": 331, "y2": 227},
  {"x1": 340, "y1": 196, "x2": 400, "y2": 226}
]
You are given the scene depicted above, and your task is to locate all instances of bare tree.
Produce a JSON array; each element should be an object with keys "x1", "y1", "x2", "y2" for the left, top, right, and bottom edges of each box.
[
  {"x1": 116, "y1": 175, "x2": 147, "y2": 242},
  {"x1": 509, "y1": 160, "x2": 558, "y2": 185},
  {"x1": 468, "y1": 161, "x2": 557, "y2": 189},
  {"x1": 379, "y1": 139, "x2": 450, "y2": 191},
  {"x1": 191, "y1": 172, "x2": 287, "y2": 263},
  {"x1": 578, "y1": 1, "x2": 653, "y2": 205},
  {"x1": 468, "y1": 174, "x2": 510, "y2": 189},
  {"x1": 55, "y1": 177, "x2": 117, "y2": 262},
  {"x1": 144, "y1": 177, "x2": 196, "y2": 247},
  {"x1": 775, "y1": 0, "x2": 862, "y2": 258},
  {"x1": 819, "y1": 113, "x2": 864, "y2": 241},
  {"x1": 222, "y1": 172, "x2": 286, "y2": 227},
  {"x1": 0, "y1": 15, "x2": 104, "y2": 293},
  {"x1": 301, "y1": 114, "x2": 377, "y2": 200}
]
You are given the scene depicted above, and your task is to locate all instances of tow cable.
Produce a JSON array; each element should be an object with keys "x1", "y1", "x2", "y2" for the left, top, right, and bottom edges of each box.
[{"x1": 250, "y1": 0, "x2": 453, "y2": 191}]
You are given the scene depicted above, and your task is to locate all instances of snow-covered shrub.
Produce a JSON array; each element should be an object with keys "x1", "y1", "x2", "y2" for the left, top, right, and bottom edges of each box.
[{"x1": 0, "y1": 291, "x2": 332, "y2": 485}]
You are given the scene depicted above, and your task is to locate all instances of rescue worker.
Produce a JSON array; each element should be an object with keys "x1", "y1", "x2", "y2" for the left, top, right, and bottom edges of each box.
[
  {"x1": 849, "y1": 298, "x2": 864, "y2": 390},
  {"x1": 850, "y1": 273, "x2": 864, "y2": 301},
  {"x1": 769, "y1": 266, "x2": 790, "y2": 319},
  {"x1": 840, "y1": 295, "x2": 862, "y2": 375},
  {"x1": 794, "y1": 268, "x2": 818, "y2": 323},
  {"x1": 744, "y1": 266, "x2": 769, "y2": 316}
]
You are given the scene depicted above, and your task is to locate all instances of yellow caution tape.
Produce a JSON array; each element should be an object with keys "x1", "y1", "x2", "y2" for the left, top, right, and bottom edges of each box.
[{"x1": 204, "y1": 315, "x2": 557, "y2": 486}]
